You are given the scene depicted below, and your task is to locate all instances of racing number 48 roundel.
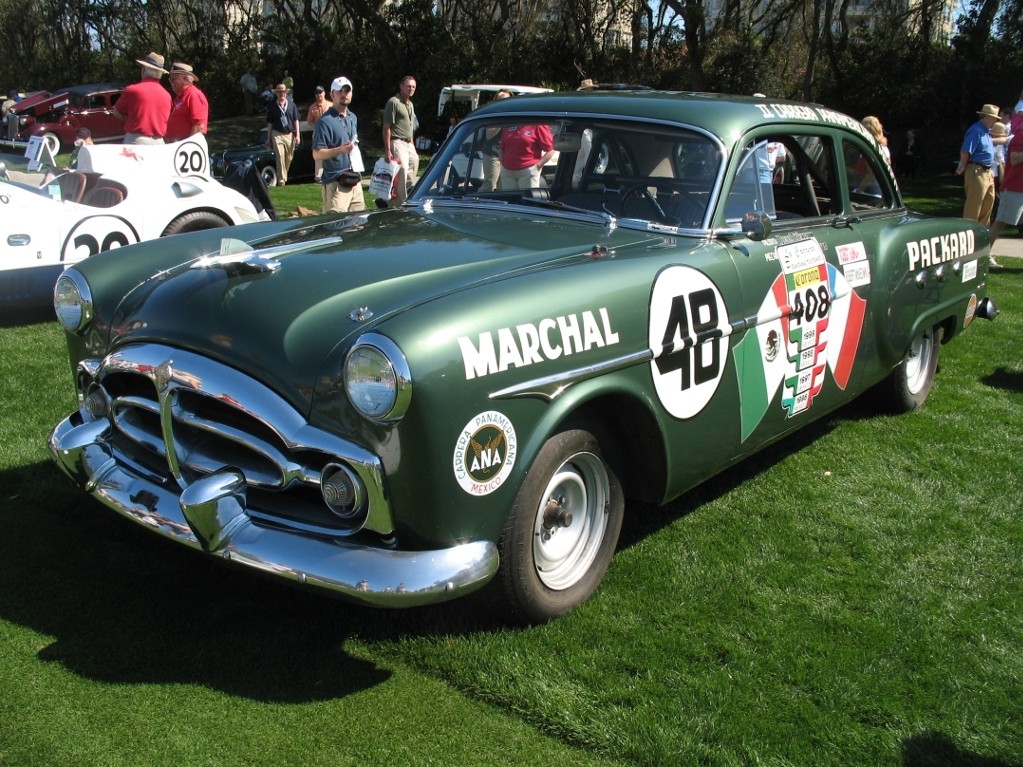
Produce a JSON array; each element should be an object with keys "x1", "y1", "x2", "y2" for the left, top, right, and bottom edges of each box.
[{"x1": 648, "y1": 265, "x2": 732, "y2": 420}]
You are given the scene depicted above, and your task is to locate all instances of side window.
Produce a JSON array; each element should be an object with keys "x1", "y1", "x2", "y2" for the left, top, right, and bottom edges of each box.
[
  {"x1": 843, "y1": 139, "x2": 893, "y2": 211},
  {"x1": 726, "y1": 133, "x2": 840, "y2": 223},
  {"x1": 725, "y1": 139, "x2": 779, "y2": 221}
]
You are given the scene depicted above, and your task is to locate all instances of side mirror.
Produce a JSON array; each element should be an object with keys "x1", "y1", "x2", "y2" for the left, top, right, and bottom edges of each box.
[{"x1": 741, "y1": 211, "x2": 772, "y2": 241}]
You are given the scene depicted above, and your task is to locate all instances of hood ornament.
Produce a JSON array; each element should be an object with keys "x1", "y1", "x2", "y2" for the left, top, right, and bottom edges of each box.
[
  {"x1": 191, "y1": 236, "x2": 344, "y2": 275},
  {"x1": 349, "y1": 307, "x2": 374, "y2": 322}
]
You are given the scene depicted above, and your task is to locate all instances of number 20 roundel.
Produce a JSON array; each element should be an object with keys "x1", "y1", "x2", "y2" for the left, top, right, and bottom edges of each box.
[
  {"x1": 61, "y1": 215, "x2": 141, "y2": 263},
  {"x1": 648, "y1": 265, "x2": 731, "y2": 419}
]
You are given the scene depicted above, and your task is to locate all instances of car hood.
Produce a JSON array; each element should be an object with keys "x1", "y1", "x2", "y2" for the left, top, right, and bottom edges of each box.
[{"x1": 107, "y1": 206, "x2": 663, "y2": 414}]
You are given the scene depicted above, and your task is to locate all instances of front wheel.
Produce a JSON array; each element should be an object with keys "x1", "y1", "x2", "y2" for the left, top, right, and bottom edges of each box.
[
  {"x1": 880, "y1": 325, "x2": 940, "y2": 412},
  {"x1": 498, "y1": 428, "x2": 624, "y2": 623},
  {"x1": 161, "y1": 211, "x2": 230, "y2": 237}
]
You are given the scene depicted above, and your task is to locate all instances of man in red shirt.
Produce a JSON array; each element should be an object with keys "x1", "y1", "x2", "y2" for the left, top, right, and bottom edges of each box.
[
  {"x1": 499, "y1": 123, "x2": 555, "y2": 189},
  {"x1": 114, "y1": 51, "x2": 171, "y2": 144},
  {"x1": 165, "y1": 62, "x2": 209, "y2": 143}
]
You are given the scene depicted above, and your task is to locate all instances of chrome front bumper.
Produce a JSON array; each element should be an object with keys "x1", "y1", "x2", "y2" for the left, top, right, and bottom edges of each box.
[{"x1": 48, "y1": 414, "x2": 499, "y2": 607}]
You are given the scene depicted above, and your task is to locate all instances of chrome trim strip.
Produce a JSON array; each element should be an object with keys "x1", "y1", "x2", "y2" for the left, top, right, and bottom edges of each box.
[
  {"x1": 490, "y1": 348, "x2": 651, "y2": 401},
  {"x1": 48, "y1": 415, "x2": 499, "y2": 607},
  {"x1": 491, "y1": 315, "x2": 751, "y2": 402}
]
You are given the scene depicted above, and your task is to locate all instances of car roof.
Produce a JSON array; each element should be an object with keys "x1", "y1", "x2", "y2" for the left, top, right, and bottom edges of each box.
[
  {"x1": 469, "y1": 90, "x2": 868, "y2": 143},
  {"x1": 438, "y1": 84, "x2": 553, "y2": 117},
  {"x1": 65, "y1": 83, "x2": 123, "y2": 95}
]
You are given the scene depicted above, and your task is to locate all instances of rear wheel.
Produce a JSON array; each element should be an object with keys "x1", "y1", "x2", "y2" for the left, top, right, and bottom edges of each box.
[
  {"x1": 161, "y1": 211, "x2": 231, "y2": 237},
  {"x1": 498, "y1": 428, "x2": 624, "y2": 623},
  {"x1": 260, "y1": 165, "x2": 278, "y2": 188},
  {"x1": 880, "y1": 325, "x2": 940, "y2": 412}
]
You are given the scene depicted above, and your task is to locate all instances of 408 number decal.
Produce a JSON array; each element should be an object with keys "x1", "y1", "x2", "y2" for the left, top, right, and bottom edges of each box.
[
  {"x1": 790, "y1": 284, "x2": 832, "y2": 325},
  {"x1": 648, "y1": 265, "x2": 732, "y2": 419},
  {"x1": 61, "y1": 215, "x2": 141, "y2": 263}
]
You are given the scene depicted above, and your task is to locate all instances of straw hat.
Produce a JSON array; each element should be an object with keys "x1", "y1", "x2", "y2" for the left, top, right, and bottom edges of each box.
[
  {"x1": 135, "y1": 51, "x2": 168, "y2": 74},
  {"x1": 169, "y1": 62, "x2": 199, "y2": 82},
  {"x1": 977, "y1": 104, "x2": 1000, "y2": 119}
]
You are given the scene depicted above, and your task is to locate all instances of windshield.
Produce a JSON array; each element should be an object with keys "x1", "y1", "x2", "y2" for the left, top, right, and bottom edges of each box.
[{"x1": 414, "y1": 116, "x2": 723, "y2": 230}]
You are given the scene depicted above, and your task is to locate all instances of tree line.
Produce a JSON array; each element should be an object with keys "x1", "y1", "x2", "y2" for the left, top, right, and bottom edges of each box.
[{"x1": 1, "y1": 0, "x2": 1020, "y2": 171}]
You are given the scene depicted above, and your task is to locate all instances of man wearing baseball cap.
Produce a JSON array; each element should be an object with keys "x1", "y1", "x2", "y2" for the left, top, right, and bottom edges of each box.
[
  {"x1": 956, "y1": 103, "x2": 1000, "y2": 225},
  {"x1": 312, "y1": 76, "x2": 366, "y2": 213}
]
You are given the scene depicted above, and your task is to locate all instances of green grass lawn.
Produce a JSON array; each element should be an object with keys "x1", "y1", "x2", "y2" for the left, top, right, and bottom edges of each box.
[{"x1": 1, "y1": 227, "x2": 1021, "y2": 764}]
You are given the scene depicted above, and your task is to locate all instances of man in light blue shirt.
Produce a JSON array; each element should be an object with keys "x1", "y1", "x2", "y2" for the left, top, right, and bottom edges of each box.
[{"x1": 956, "y1": 103, "x2": 999, "y2": 225}]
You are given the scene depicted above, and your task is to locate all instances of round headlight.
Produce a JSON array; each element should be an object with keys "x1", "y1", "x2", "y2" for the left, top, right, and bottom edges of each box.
[
  {"x1": 344, "y1": 334, "x2": 412, "y2": 422},
  {"x1": 53, "y1": 271, "x2": 93, "y2": 333}
]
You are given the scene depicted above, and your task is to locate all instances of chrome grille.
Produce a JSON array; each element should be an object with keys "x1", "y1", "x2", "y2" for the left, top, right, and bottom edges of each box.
[{"x1": 79, "y1": 343, "x2": 391, "y2": 537}]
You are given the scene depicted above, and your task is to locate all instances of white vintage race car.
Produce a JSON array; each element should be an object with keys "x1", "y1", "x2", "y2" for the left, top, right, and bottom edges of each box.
[{"x1": 0, "y1": 135, "x2": 263, "y2": 308}]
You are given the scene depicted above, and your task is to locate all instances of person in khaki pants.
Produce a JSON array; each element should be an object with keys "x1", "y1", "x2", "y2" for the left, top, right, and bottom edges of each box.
[
  {"x1": 312, "y1": 76, "x2": 366, "y2": 214},
  {"x1": 956, "y1": 103, "x2": 999, "y2": 226},
  {"x1": 265, "y1": 84, "x2": 300, "y2": 185}
]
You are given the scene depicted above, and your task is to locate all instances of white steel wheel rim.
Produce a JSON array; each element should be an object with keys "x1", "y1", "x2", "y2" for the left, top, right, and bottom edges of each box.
[
  {"x1": 532, "y1": 452, "x2": 609, "y2": 590},
  {"x1": 905, "y1": 329, "x2": 934, "y2": 395}
]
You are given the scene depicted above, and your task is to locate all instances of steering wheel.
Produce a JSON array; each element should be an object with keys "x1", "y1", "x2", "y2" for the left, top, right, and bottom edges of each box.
[{"x1": 620, "y1": 183, "x2": 669, "y2": 222}]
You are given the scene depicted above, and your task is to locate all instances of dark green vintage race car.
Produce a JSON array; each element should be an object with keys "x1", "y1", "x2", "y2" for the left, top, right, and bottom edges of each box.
[{"x1": 49, "y1": 91, "x2": 997, "y2": 622}]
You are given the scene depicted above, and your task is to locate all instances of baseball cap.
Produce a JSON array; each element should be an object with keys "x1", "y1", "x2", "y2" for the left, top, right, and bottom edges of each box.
[{"x1": 330, "y1": 76, "x2": 353, "y2": 92}]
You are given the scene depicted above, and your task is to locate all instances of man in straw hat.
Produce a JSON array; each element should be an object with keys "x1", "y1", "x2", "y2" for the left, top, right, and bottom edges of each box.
[
  {"x1": 265, "y1": 82, "x2": 301, "y2": 185},
  {"x1": 955, "y1": 103, "x2": 1000, "y2": 226},
  {"x1": 165, "y1": 62, "x2": 209, "y2": 143},
  {"x1": 114, "y1": 51, "x2": 171, "y2": 144}
]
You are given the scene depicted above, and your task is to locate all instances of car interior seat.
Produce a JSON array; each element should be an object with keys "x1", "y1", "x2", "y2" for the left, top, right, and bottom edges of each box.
[
  {"x1": 56, "y1": 172, "x2": 87, "y2": 204},
  {"x1": 81, "y1": 185, "x2": 125, "y2": 208}
]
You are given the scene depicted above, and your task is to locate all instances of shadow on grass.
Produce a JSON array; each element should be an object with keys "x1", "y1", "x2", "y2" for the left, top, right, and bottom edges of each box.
[
  {"x1": 0, "y1": 461, "x2": 517, "y2": 702},
  {"x1": 902, "y1": 731, "x2": 1020, "y2": 767},
  {"x1": 0, "y1": 305, "x2": 56, "y2": 327},
  {"x1": 981, "y1": 366, "x2": 1023, "y2": 393},
  {"x1": 990, "y1": 261, "x2": 1023, "y2": 276},
  {"x1": 616, "y1": 394, "x2": 883, "y2": 550},
  {"x1": 0, "y1": 390, "x2": 908, "y2": 704}
]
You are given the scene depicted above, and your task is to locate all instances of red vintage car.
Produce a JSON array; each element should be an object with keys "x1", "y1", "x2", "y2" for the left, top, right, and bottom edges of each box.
[{"x1": 8, "y1": 83, "x2": 124, "y2": 154}]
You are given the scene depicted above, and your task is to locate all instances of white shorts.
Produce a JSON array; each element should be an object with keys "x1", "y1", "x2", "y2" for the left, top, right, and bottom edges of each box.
[{"x1": 995, "y1": 189, "x2": 1023, "y2": 225}]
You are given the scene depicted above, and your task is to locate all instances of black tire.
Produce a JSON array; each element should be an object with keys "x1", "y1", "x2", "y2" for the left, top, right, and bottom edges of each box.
[
  {"x1": 498, "y1": 428, "x2": 624, "y2": 623},
  {"x1": 881, "y1": 325, "x2": 940, "y2": 412},
  {"x1": 261, "y1": 165, "x2": 278, "y2": 188},
  {"x1": 161, "y1": 211, "x2": 231, "y2": 237}
]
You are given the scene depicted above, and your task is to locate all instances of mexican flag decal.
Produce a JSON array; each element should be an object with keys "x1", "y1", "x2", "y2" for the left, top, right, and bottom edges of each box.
[{"x1": 733, "y1": 238, "x2": 866, "y2": 442}]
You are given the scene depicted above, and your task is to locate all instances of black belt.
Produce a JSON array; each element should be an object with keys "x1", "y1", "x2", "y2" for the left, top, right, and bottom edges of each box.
[{"x1": 969, "y1": 162, "x2": 992, "y2": 171}]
